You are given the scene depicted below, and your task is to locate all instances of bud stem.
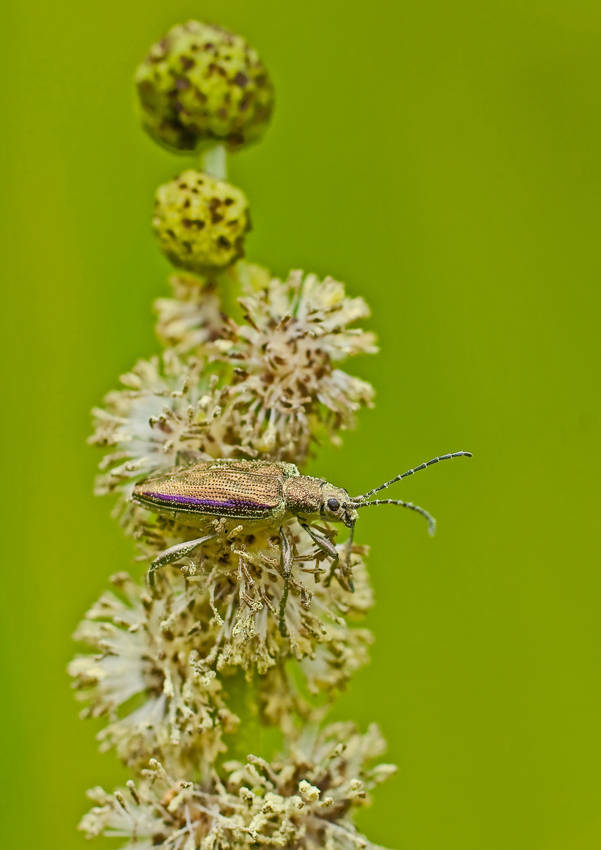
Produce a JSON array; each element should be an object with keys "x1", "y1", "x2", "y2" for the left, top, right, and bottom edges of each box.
[{"x1": 201, "y1": 144, "x2": 227, "y2": 180}]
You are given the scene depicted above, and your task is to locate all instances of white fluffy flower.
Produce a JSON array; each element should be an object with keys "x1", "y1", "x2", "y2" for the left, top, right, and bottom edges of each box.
[{"x1": 69, "y1": 572, "x2": 238, "y2": 773}]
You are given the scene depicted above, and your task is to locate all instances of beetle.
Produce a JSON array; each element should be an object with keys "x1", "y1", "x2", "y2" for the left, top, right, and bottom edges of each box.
[{"x1": 132, "y1": 451, "x2": 472, "y2": 636}]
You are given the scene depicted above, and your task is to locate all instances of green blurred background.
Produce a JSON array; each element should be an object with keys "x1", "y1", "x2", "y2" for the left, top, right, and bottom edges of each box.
[{"x1": 2, "y1": 1, "x2": 601, "y2": 848}]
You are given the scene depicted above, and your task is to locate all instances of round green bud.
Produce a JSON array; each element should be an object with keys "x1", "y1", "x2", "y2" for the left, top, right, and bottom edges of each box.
[
  {"x1": 135, "y1": 20, "x2": 274, "y2": 152},
  {"x1": 153, "y1": 170, "x2": 250, "y2": 273}
]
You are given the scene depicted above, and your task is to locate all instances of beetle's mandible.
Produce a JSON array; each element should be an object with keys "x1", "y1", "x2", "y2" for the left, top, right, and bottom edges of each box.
[{"x1": 132, "y1": 452, "x2": 472, "y2": 635}]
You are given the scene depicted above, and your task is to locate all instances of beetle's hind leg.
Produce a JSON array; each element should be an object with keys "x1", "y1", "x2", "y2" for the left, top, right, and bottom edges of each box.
[
  {"x1": 148, "y1": 533, "x2": 218, "y2": 588},
  {"x1": 278, "y1": 528, "x2": 292, "y2": 638}
]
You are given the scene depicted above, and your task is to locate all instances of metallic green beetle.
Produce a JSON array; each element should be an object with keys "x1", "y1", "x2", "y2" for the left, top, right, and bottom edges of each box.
[{"x1": 132, "y1": 451, "x2": 472, "y2": 635}]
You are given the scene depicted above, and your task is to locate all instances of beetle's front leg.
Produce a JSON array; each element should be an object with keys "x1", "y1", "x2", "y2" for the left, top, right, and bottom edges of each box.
[
  {"x1": 300, "y1": 521, "x2": 341, "y2": 585},
  {"x1": 148, "y1": 533, "x2": 218, "y2": 588},
  {"x1": 343, "y1": 522, "x2": 356, "y2": 592},
  {"x1": 278, "y1": 528, "x2": 292, "y2": 638}
]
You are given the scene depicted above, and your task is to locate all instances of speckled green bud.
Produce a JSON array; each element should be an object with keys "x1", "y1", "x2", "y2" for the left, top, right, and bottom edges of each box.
[
  {"x1": 135, "y1": 20, "x2": 274, "y2": 152},
  {"x1": 153, "y1": 170, "x2": 250, "y2": 273}
]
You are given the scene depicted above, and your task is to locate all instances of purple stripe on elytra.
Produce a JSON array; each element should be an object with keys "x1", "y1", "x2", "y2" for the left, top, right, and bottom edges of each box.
[{"x1": 143, "y1": 492, "x2": 272, "y2": 512}]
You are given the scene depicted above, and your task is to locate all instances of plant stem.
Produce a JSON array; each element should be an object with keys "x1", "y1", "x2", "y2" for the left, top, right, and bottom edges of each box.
[
  {"x1": 223, "y1": 670, "x2": 262, "y2": 763},
  {"x1": 200, "y1": 143, "x2": 227, "y2": 180}
]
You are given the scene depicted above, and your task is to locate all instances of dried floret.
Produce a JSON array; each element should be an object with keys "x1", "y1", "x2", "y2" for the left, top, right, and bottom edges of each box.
[{"x1": 80, "y1": 724, "x2": 396, "y2": 849}]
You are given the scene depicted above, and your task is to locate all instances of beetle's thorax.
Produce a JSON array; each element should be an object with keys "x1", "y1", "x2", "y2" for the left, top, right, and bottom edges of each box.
[{"x1": 282, "y1": 474, "x2": 322, "y2": 517}]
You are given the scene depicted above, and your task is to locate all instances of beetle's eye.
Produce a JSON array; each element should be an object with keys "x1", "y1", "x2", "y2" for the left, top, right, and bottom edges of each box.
[{"x1": 327, "y1": 497, "x2": 340, "y2": 512}]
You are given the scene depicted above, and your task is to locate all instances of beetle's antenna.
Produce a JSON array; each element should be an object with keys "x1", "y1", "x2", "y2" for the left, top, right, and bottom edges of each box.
[
  {"x1": 351, "y1": 451, "x2": 472, "y2": 502},
  {"x1": 354, "y1": 499, "x2": 436, "y2": 536}
]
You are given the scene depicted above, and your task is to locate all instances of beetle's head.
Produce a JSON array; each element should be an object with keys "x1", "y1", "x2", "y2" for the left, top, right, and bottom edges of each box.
[{"x1": 320, "y1": 483, "x2": 358, "y2": 528}]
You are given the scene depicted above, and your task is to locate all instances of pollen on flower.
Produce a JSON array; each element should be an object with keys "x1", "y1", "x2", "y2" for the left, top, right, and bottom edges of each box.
[{"x1": 79, "y1": 723, "x2": 397, "y2": 850}]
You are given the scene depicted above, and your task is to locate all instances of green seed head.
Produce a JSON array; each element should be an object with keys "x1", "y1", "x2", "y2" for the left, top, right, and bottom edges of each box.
[
  {"x1": 135, "y1": 20, "x2": 274, "y2": 152},
  {"x1": 153, "y1": 170, "x2": 250, "y2": 274}
]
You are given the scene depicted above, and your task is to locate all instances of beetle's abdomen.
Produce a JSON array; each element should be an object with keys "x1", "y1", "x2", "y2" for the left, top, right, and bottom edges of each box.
[{"x1": 134, "y1": 465, "x2": 282, "y2": 520}]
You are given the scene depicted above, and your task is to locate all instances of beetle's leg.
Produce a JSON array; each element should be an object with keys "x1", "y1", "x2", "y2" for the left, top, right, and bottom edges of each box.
[
  {"x1": 279, "y1": 528, "x2": 292, "y2": 638},
  {"x1": 148, "y1": 533, "x2": 218, "y2": 588},
  {"x1": 300, "y1": 522, "x2": 342, "y2": 587},
  {"x1": 343, "y1": 523, "x2": 356, "y2": 592}
]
